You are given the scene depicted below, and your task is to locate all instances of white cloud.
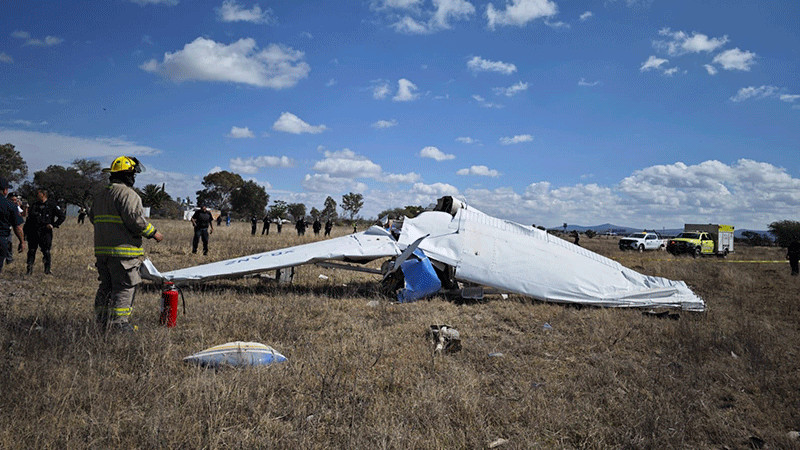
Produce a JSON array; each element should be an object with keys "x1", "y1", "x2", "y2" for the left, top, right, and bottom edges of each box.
[
  {"x1": 456, "y1": 159, "x2": 800, "y2": 230},
  {"x1": 130, "y1": 0, "x2": 179, "y2": 5},
  {"x1": 302, "y1": 173, "x2": 368, "y2": 193},
  {"x1": 472, "y1": 94, "x2": 503, "y2": 108},
  {"x1": 325, "y1": 78, "x2": 337, "y2": 87},
  {"x1": 640, "y1": 55, "x2": 668, "y2": 72},
  {"x1": 494, "y1": 81, "x2": 528, "y2": 97},
  {"x1": 579, "y1": 11, "x2": 592, "y2": 21},
  {"x1": 420, "y1": 146, "x2": 455, "y2": 161},
  {"x1": 384, "y1": 172, "x2": 421, "y2": 183},
  {"x1": 704, "y1": 64, "x2": 717, "y2": 75},
  {"x1": 730, "y1": 85, "x2": 779, "y2": 102},
  {"x1": 272, "y1": 112, "x2": 327, "y2": 134},
  {"x1": 545, "y1": 20, "x2": 569, "y2": 29},
  {"x1": 372, "y1": 80, "x2": 391, "y2": 99},
  {"x1": 411, "y1": 182, "x2": 460, "y2": 197},
  {"x1": 712, "y1": 47, "x2": 756, "y2": 71},
  {"x1": 780, "y1": 94, "x2": 800, "y2": 103},
  {"x1": 578, "y1": 78, "x2": 599, "y2": 87},
  {"x1": 393, "y1": 78, "x2": 419, "y2": 101},
  {"x1": 467, "y1": 56, "x2": 516, "y2": 74},
  {"x1": 12, "y1": 30, "x2": 63, "y2": 47},
  {"x1": 229, "y1": 155, "x2": 294, "y2": 174},
  {"x1": 457, "y1": 165, "x2": 500, "y2": 177},
  {"x1": 12, "y1": 120, "x2": 48, "y2": 127},
  {"x1": 0, "y1": 53, "x2": 13, "y2": 63},
  {"x1": 140, "y1": 37, "x2": 310, "y2": 89},
  {"x1": 662, "y1": 67, "x2": 679, "y2": 76},
  {"x1": 486, "y1": 0, "x2": 558, "y2": 30},
  {"x1": 0, "y1": 129, "x2": 161, "y2": 175},
  {"x1": 372, "y1": 119, "x2": 398, "y2": 129},
  {"x1": 381, "y1": 0, "x2": 423, "y2": 7},
  {"x1": 456, "y1": 136, "x2": 478, "y2": 144},
  {"x1": 500, "y1": 134, "x2": 533, "y2": 145},
  {"x1": 208, "y1": 166, "x2": 223, "y2": 174},
  {"x1": 217, "y1": 0, "x2": 274, "y2": 24},
  {"x1": 312, "y1": 149, "x2": 383, "y2": 179},
  {"x1": 655, "y1": 28, "x2": 728, "y2": 56},
  {"x1": 227, "y1": 126, "x2": 255, "y2": 138},
  {"x1": 385, "y1": 0, "x2": 476, "y2": 34}
]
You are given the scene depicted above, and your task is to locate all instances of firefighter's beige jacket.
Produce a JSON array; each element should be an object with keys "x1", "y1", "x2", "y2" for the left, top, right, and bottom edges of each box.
[{"x1": 89, "y1": 182, "x2": 157, "y2": 257}]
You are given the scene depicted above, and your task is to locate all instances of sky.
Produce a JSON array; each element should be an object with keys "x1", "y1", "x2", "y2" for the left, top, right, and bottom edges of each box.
[{"x1": 1, "y1": 0, "x2": 798, "y2": 230}]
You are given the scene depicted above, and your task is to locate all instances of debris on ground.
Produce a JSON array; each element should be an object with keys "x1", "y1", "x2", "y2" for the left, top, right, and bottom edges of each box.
[
  {"x1": 427, "y1": 324, "x2": 461, "y2": 354},
  {"x1": 184, "y1": 341, "x2": 287, "y2": 368}
]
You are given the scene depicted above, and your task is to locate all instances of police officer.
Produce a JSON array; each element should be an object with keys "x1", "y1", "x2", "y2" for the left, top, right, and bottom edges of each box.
[
  {"x1": 0, "y1": 178, "x2": 25, "y2": 273},
  {"x1": 250, "y1": 215, "x2": 258, "y2": 235},
  {"x1": 24, "y1": 188, "x2": 65, "y2": 275},
  {"x1": 90, "y1": 156, "x2": 163, "y2": 332},
  {"x1": 191, "y1": 204, "x2": 213, "y2": 255},
  {"x1": 324, "y1": 219, "x2": 332, "y2": 237},
  {"x1": 261, "y1": 213, "x2": 270, "y2": 235}
]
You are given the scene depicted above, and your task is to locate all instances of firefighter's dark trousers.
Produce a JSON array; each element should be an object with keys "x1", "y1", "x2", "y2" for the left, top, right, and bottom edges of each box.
[
  {"x1": 26, "y1": 228, "x2": 52, "y2": 272},
  {"x1": 94, "y1": 256, "x2": 140, "y2": 326}
]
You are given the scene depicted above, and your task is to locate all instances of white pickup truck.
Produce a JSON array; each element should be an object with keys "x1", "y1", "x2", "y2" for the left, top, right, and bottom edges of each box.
[{"x1": 618, "y1": 232, "x2": 666, "y2": 252}]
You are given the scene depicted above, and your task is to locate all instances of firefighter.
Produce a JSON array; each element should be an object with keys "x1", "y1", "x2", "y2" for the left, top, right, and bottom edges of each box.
[
  {"x1": 89, "y1": 156, "x2": 163, "y2": 332},
  {"x1": 24, "y1": 188, "x2": 66, "y2": 275}
]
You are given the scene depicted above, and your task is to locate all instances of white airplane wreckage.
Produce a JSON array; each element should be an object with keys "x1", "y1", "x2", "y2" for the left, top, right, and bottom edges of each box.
[{"x1": 141, "y1": 197, "x2": 705, "y2": 312}]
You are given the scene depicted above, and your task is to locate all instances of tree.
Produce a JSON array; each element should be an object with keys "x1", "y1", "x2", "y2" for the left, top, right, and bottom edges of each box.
[
  {"x1": 268, "y1": 200, "x2": 288, "y2": 221},
  {"x1": 0, "y1": 143, "x2": 28, "y2": 184},
  {"x1": 377, "y1": 205, "x2": 424, "y2": 220},
  {"x1": 341, "y1": 192, "x2": 364, "y2": 221},
  {"x1": 741, "y1": 230, "x2": 772, "y2": 247},
  {"x1": 230, "y1": 180, "x2": 269, "y2": 217},
  {"x1": 287, "y1": 203, "x2": 307, "y2": 221},
  {"x1": 322, "y1": 196, "x2": 338, "y2": 221},
  {"x1": 768, "y1": 220, "x2": 800, "y2": 248},
  {"x1": 196, "y1": 171, "x2": 244, "y2": 211},
  {"x1": 310, "y1": 207, "x2": 320, "y2": 219},
  {"x1": 31, "y1": 159, "x2": 107, "y2": 208},
  {"x1": 585, "y1": 229, "x2": 597, "y2": 239},
  {"x1": 138, "y1": 184, "x2": 171, "y2": 209}
]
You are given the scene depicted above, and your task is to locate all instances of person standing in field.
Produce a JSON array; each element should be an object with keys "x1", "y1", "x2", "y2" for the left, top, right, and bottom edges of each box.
[
  {"x1": 5, "y1": 191, "x2": 24, "y2": 264},
  {"x1": 312, "y1": 218, "x2": 321, "y2": 236},
  {"x1": 250, "y1": 215, "x2": 258, "y2": 235},
  {"x1": 262, "y1": 213, "x2": 270, "y2": 235},
  {"x1": 24, "y1": 188, "x2": 66, "y2": 275},
  {"x1": 276, "y1": 219, "x2": 282, "y2": 234},
  {"x1": 191, "y1": 204, "x2": 213, "y2": 255},
  {"x1": 0, "y1": 178, "x2": 25, "y2": 273},
  {"x1": 788, "y1": 241, "x2": 800, "y2": 276},
  {"x1": 324, "y1": 219, "x2": 332, "y2": 237},
  {"x1": 77, "y1": 207, "x2": 87, "y2": 224},
  {"x1": 89, "y1": 156, "x2": 163, "y2": 332}
]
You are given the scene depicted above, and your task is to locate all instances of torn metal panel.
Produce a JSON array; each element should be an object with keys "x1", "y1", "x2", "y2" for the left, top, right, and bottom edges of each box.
[
  {"x1": 398, "y1": 205, "x2": 705, "y2": 311},
  {"x1": 141, "y1": 226, "x2": 401, "y2": 284}
]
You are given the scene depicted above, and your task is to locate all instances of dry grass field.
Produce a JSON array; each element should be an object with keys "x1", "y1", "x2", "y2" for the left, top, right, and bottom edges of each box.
[{"x1": 1, "y1": 218, "x2": 799, "y2": 448}]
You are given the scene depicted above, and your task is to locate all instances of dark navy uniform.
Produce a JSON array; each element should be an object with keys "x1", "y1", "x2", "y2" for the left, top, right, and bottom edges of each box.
[
  {"x1": 0, "y1": 196, "x2": 24, "y2": 272},
  {"x1": 191, "y1": 209, "x2": 213, "y2": 255},
  {"x1": 24, "y1": 199, "x2": 65, "y2": 274}
]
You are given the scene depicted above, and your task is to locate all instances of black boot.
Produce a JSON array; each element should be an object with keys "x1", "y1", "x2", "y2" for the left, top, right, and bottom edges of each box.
[{"x1": 26, "y1": 265, "x2": 32, "y2": 275}]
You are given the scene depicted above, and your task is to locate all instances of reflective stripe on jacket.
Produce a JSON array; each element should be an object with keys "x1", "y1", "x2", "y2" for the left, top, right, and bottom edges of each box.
[{"x1": 89, "y1": 182, "x2": 157, "y2": 257}]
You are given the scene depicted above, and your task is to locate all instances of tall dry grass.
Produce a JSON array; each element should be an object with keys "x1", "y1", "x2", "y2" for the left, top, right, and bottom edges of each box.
[{"x1": 1, "y1": 220, "x2": 799, "y2": 448}]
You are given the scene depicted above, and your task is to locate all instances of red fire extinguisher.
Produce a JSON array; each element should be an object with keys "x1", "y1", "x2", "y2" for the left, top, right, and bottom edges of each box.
[{"x1": 160, "y1": 281, "x2": 183, "y2": 327}]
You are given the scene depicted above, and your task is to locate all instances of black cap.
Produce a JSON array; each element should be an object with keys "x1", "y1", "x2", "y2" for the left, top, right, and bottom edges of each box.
[{"x1": 0, "y1": 177, "x2": 10, "y2": 190}]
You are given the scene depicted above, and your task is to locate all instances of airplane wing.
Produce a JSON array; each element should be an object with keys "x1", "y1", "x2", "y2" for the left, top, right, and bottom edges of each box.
[
  {"x1": 141, "y1": 226, "x2": 401, "y2": 284},
  {"x1": 398, "y1": 206, "x2": 705, "y2": 311}
]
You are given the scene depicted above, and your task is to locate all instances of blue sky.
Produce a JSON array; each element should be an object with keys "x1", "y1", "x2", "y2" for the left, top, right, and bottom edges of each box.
[{"x1": 1, "y1": 0, "x2": 798, "y2": 230}]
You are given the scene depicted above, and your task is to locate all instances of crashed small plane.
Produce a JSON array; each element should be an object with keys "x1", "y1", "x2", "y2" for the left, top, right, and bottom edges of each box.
[{"x1": 141, "y1": 197, "x2": 705, "y2": 312}]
